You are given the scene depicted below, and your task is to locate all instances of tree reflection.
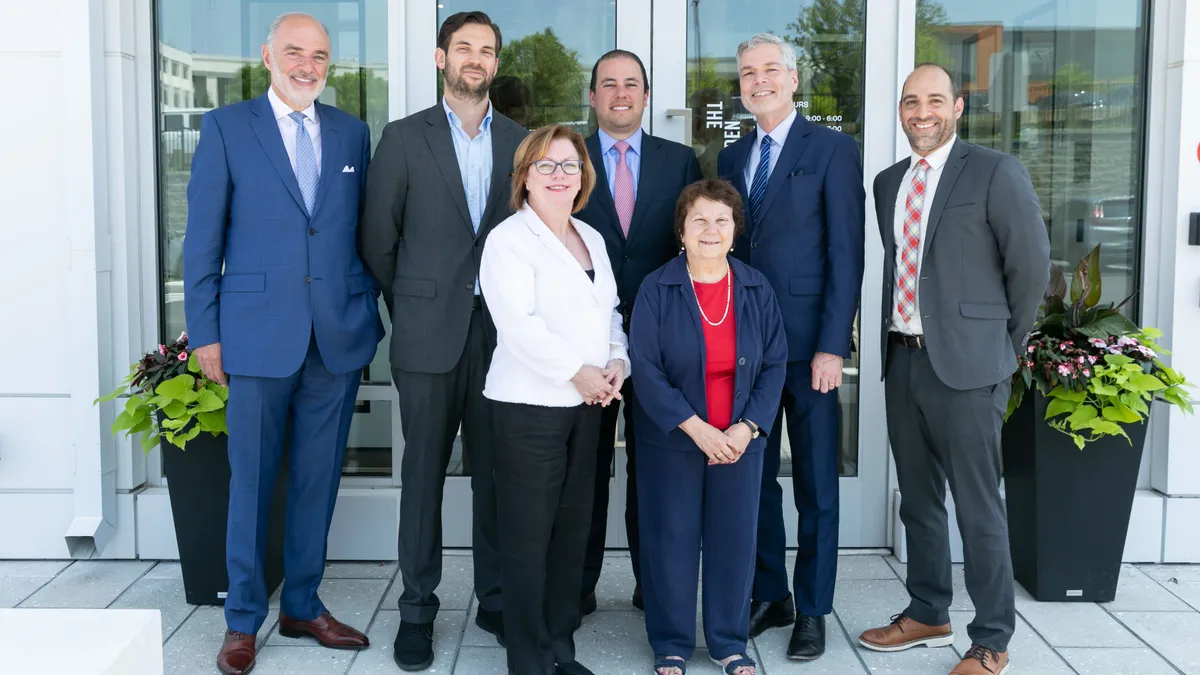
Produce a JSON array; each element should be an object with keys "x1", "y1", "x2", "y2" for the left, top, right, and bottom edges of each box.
[{"x1": 491, "y1": 28, "x2": 587, "y2": 130}]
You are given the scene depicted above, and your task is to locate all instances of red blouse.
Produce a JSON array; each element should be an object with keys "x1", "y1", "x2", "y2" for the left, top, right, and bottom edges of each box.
[{"x1": 693, "y1": 271, "x2": 737, "y2": 431}]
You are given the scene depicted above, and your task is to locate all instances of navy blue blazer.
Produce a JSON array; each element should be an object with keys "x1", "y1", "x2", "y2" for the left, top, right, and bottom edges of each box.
[
  {"x1": 183, "y1": 94, "x2": 384, "y2": 378},
  {"x1": 717, "y1": 117, "x2": 865, "y2": 361},
  {"x1": 630, "y1": 256, "x2": 788, "y2": 454},
  {"x1": 575, "y1": 131, "x2": 702, "y2": 318}
]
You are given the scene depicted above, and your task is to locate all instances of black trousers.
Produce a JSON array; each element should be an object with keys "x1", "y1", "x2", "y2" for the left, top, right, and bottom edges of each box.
[
  {"x1": 393, "y1": 308, "x2": 501, "y2": 623},
  {"x1": 885, "y1": 341, "x2": 1015, "y2": 652},
  {"x1": 582, "y1": 378, "x2": 640, "y2": 597},
  {"x1": 494, "y1": 400, "x2": 601, "y2": 675}
]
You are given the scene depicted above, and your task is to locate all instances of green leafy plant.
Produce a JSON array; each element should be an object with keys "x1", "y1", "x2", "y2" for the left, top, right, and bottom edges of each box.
[
  {"x1": 1006, "y1": 245, "x2": 1193, "y2": 448},
  {"x1": 95, "y1": 332, "x2": 228, "y2": 451}
]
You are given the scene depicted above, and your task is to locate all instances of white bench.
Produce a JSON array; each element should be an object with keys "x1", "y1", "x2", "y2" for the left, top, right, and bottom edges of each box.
[{"x1": 0, "y1": 609, "x2": 163, "y2": 674}]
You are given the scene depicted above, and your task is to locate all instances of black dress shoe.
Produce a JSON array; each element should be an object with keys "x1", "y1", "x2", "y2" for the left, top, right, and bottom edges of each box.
[
  {"x1": 748, "y1": 593, "x2": 795, "y2": 638},
  {"x1": 475, "y1": 607, "x2": 507, "y2": 647},
  {"x1": 787, "y1": 614, "x2": 826, "y2": 660},
  {"x1": 393, "y1": 621, "x2": 434, "y2": 671},
  {"x1": 556, "y1": 661, "x2": 596, "y2": 675},
  {"x1": 580, "y1": 592, "x2": 598, "y2": 616}
]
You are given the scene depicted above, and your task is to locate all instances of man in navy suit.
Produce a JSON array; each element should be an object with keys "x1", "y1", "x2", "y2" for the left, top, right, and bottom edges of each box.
[
  {"x1": 717, "y1": 32, "x2": 865, "y2": 660},
  {"x1": 183, "y1": 13, "x2": 383, "y2": 675},
  {"x1": 573, "y1": 49, "x2": 702, "y2": 619}
]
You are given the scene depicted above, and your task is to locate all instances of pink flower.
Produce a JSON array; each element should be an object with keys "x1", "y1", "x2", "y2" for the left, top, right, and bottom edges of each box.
[
  {"x1": 1077, "y1": 356, "x2": 1086, "y2": 364},
  {"x1": 1083, "y1": 369, "x2": 1092, "y2": 377},
  {"x1": 1026, "y1": 360, "x2": 1035, "y2": 368},
  {"x1": 177, "y1": 351, "x2": 188, "y2": 362},
  {"x1": 1060, "y1": 343, "x2": 1070, "y2": 351},
  {"x1": 1088, "y1": 355, "x2": 1098, "y2": 364},
  {"x1": 1028, "y1": 345, "x2": 1035, "y2": 353},
  {"x1": 1089, "y1": 338, "x2": 1107, "y2": 348},
  {"x1": 1118, "y1": 336, "x2": 1138, "y2": 347},
  {"x1": 158, "y1": 344, "x2": 167, "y2": 355},
  {"x1": 1109, "y1": 346, "x2": 1123, "y2": 354},
  {"x1": 1138, "y1": 346, "x2": 1156, "y2": 358},
  {"x1": 1057, "y1": 365, "x2": 1071, "y2": 376}
]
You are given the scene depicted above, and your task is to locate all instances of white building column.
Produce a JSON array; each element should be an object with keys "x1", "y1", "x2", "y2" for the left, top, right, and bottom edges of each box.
[{"x1": 1143, "y1": 0, "x2": 1200, "y2": 561}]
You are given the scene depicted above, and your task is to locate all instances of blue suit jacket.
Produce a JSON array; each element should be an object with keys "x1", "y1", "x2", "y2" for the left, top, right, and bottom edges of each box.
[
  {"x1": 630, "y1": 256, "x2": 788, "y2": 454},
  {"x1": 183, "y1": 94, "x2": 384, "y2": 378},
  {"x1": 718, "y1": 118, "x2": 865, "y2": 361}
]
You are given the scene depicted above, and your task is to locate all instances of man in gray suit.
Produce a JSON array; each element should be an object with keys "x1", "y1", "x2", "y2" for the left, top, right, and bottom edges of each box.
[
  {"x1": 360, "y1": 10, "x2": 527, "y2": 672},
  {"x1": 856, "y1": 64, "x2": 1049, "y2": 675}
]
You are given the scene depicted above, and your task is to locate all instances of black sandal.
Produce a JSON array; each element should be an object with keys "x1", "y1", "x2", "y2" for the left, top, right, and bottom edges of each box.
[
  {"x1": 710, "y1": 655, "x2": 756, "y2": 675},
  {"x1": 652, "y1": 656, "x2": 686, "y2": 675}
]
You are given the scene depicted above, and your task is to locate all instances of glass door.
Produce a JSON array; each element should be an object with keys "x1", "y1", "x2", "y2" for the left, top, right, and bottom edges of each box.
[{"x1": 650, "y1": 0, "x2": 898, "y2": 547}]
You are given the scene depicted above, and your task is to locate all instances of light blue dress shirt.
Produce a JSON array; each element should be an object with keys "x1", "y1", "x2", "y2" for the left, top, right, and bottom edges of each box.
[
  {"x1": 443, "y1": 97, "x2": 494, "y2": 234},
  {"x1": 599, "y1": 127, "x2": 643, "y2": 200},
  {"x1": 744, "y1": 109, "x2": 798, "y2": 188}
]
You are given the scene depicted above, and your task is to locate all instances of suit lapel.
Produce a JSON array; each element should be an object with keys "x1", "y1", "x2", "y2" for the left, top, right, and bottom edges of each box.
[
  {"x1": 586, "y1": 133, "x2": 621, "y2": 236},
  {"x1": 311, "y1": 103, "x2": 342, "y2": 218},
  {"x1": 756, "y1": 117, "x2": 812, "y2": 223},
  {"x1": 923, "y1": 138, "x2": 969, "y2": 249},
  {"x1": 479, "y1": 117, "x2": 520, "y2": 237},
  {"x1": 627, "y1": 133, "x2": 662, "y2": 245},
  {"x1": 882, "y1": 163, "x2": 906, "y2": 261},
  {"x1": 423, "y1": 106, "x2": 474, "y2": 235},
  {"x1": 249, "y1": 95, "x2": 307, "y2": 214},
  {"x1": 525, "y1": 210, "x2": 603, "y2": 303},
  {"x1": 729, "y1": 133, "x2": 752, "y2": 198}
]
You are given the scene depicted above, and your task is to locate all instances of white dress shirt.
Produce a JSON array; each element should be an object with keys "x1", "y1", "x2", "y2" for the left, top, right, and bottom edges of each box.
[
  {"x1": 267, "y1": 87, "x2": 322, "y2": 173},
  {"x1": 480, "y1": 206, "x2": 631, "y2": 407},
  {"x1": 744, "y1": 109, "x2": 798, "y2": 188},
  {"x1": 891, "y1": 135, "x2": 957, "y2": 335}
]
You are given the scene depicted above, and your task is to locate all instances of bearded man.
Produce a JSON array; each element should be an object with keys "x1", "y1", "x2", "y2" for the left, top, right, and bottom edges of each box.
[
  {"x1": 183, "y1": 11, "x2": 384, "y2": 675},
  {"x1": 360, "y1": 10, "x2": 529, "y2": 672}
]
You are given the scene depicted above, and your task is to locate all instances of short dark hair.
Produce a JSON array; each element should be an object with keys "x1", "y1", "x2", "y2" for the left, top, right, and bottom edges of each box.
[
  {"x1": 910, "y1": 62, "x2": 961, "y2": 100},
  {"x1": 589, "y1": 49, "x2": 649, "y2": 93},
  {"x1": 674, "y1": 179, "x2": 746, "y2": 247},
  {"x1": 437, "y1": 11, "x2": 502, "y2": 55}
]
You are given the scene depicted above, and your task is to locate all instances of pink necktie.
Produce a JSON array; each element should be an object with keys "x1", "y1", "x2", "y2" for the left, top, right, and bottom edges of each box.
[
  {"x1": 897, "y1": 159, "x2": 929, "y2": 323},
  {"x1": 613, "y1": 141, "x2": 634, "y2": 237}
]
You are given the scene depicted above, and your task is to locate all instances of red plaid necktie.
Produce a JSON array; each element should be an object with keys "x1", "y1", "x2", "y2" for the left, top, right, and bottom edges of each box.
[{"x1": 897, "y1": 158, "x2": 930, "y2": 323}]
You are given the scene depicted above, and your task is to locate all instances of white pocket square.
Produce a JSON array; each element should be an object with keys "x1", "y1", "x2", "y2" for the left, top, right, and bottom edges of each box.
[{"x1": 342, "y1": 165, "x2": 355, "y2": 173}]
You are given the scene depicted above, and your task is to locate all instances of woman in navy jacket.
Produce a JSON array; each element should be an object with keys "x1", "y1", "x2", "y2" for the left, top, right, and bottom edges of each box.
[{"x1": 630, "y1": 179, "x2": 787, "y2": 675}]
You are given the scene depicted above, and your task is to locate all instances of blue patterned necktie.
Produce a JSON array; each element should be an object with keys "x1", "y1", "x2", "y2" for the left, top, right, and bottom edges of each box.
[
  {"x1": 747, "y1": 134, "x2": 772, "y2": 224},
  {"x1": 289, "y1": 111, "x2": 319, "y2": 215}
]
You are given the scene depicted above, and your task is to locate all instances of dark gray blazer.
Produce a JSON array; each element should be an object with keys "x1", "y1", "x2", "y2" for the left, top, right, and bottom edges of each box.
[
  {"x1": 361, "y1": 104, "x2": 528, "y2": 374},
  {"x1": 873, "y1": 138, "x2": 1051, "y2": 391}
]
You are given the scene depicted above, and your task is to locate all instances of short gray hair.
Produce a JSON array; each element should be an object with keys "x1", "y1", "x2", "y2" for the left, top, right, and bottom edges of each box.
[
  {"x1": 736, "y1": 33, "x2": 798, "y2": 72},
  {"x1": 267, "y1": 12, "x2": 331, "y2": 49}
]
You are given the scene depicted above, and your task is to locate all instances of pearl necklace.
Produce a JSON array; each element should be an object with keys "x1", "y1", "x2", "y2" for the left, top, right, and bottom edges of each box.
[{"x1": 687, "y1": 262, "x2": 732, "y2": 326}]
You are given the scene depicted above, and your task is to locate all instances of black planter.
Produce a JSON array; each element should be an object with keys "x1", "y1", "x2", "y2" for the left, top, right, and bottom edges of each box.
[
  {"x1": 1001, "y1": 391, "x2": 1148, "y2": 602},
  {"x1": 160, "y1": 426, "x2": 287, "y2": 606}
]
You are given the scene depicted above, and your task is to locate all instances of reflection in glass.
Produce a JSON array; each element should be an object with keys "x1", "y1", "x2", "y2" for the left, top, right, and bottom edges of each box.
[
  {"x1": 155, "y1": 0, "x2": 389, "y2": 349},
  {"x1": 687, "y1": 0, "x2": 865, "y2": 477},
  {"x1": 916, "y1": 0, "x2": 1146, "y2": 314},
  {"x1": 344, "y1": 400, "x2": 393, "y2": 476},
  {"x1": 437, "y1": 1, "x2": 616, "y2": 134}
]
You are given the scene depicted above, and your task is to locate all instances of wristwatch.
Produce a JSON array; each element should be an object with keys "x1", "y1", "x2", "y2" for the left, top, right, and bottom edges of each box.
[{"x1": 737, "y1": 417, "x2": 760, "y2": 439}]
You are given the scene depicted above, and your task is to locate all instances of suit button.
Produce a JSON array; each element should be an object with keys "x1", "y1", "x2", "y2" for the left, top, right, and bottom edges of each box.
[
  {"x1": 738, "y1": 357, "x2": 746, "y2": 366},
  {"x1": 308, "y1": 227, "x2": 317, "y2": 236},
  {"x1": 624, "y1": 255, "x2": 630, "y2": 262},
  {"x1": 751, "y1": 241, "x2": 758, "y2": 248},
  {"x1": 735, "y1": 391, "x2": 743, "y2": 399},
  {"x1": 305, "y1": 275, "x2": 311, "y2": 283},
  {"x1": 467, "y1": 283, "x2": 474, "y2": 291}
]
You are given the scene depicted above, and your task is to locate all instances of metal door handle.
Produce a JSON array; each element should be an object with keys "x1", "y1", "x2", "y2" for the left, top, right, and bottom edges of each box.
[{"x1": 666, "y1": 108, "x2": 693, "y2": 145}]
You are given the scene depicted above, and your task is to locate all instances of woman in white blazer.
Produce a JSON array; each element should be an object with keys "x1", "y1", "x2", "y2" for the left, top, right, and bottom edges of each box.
[{"x1": 479, "y1": 124, "x2": 630, "y2": 675}]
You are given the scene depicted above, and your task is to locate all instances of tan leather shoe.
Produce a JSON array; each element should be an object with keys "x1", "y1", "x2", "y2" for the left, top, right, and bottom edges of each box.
[
  {"x1": 949, "y1": 645, "x2": 1009, "y2": 674},
  {"x1": 278, "y1": 610, "x2": 370, "y2": 649},
  {"x1": 216, "y1": 630, "x2": 256, "y2": 675},
  {"x1": 858, "y1": 613, "x2": 954, "y2": 652}
]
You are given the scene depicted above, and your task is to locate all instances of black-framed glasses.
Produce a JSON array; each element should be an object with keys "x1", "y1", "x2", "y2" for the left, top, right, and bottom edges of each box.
[{"x1": 531, "y1": 159, "x2": 584, "y2": 175}]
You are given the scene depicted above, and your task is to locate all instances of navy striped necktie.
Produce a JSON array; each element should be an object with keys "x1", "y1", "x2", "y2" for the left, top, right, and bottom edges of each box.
[{"x1": 748, "y1": 135, "x2": 772, "y2": 223}]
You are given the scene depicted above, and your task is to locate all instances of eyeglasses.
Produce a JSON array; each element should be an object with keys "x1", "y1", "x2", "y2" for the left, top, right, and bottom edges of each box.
[{"x1": 531, "y1": 159, "x2": 584, "y2": 175}]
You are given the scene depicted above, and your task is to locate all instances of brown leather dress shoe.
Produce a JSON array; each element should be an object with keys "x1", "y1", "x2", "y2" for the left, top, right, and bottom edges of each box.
[
  {"x1": 949, "y1": 645, "x2": 1009, "y2": 674},
  {"x1": 217, "y1": 630, "x2": 256, "y2": 675},
  {"x1": 858, "y1": 613, "x2": 954, "y2": 652},
  {"x1": 278, "y1": 610, "x2": 370, "y2": 649}
]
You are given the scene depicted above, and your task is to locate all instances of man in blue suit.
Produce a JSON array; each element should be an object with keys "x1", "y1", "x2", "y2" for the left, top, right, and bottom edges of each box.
[
  {"x1": 717, "y1": 33, "x2": 865, "y2": 661},
  {"x1": 183, "y1": 12, "x2": 383, "y2": 675}
]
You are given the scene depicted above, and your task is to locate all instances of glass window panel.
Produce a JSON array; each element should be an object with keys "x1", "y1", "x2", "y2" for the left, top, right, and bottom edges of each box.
[
  {"x1": 687, "y1": 0, "x2": 865, "y2": 477},
  {"x1": 155, "y1": 0, "x2": 390, "y2": 476},
  {"x1": 436, "y1": 0, "x2": 616, "y2": 134},
  {"x1": 916, "y1": 0, "x2": 1147, "y2": 314}
]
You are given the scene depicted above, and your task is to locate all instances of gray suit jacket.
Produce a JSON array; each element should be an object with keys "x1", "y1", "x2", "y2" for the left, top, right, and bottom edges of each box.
[
  {"x1": 873, "y1": 138, "x2": 1051, "y2": 391},
  {"x1": 361, "y1": 104, "x2": 528, "y2": 374}
]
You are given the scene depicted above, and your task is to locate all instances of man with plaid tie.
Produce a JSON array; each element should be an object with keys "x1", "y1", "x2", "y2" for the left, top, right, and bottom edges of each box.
[
  {"x1": 857, "y1": 64, "x2": 1049, "y2": 675},
  {"x1": 184, "y1": 12, "x2": 384, "y2": 675},
  {"x1": 716, "y1": 33, "x2": 865, "y2": 661}
]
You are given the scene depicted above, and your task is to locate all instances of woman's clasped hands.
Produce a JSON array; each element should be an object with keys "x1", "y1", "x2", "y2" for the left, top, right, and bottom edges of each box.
[{"x1": 571, "y1": 360, "x2": 626, "y2": 407}]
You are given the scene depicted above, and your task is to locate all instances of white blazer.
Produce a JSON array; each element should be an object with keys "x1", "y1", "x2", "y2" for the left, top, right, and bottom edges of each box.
[{"x1": 480, "y1": 205, "x2": 631, "y2": 407}]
